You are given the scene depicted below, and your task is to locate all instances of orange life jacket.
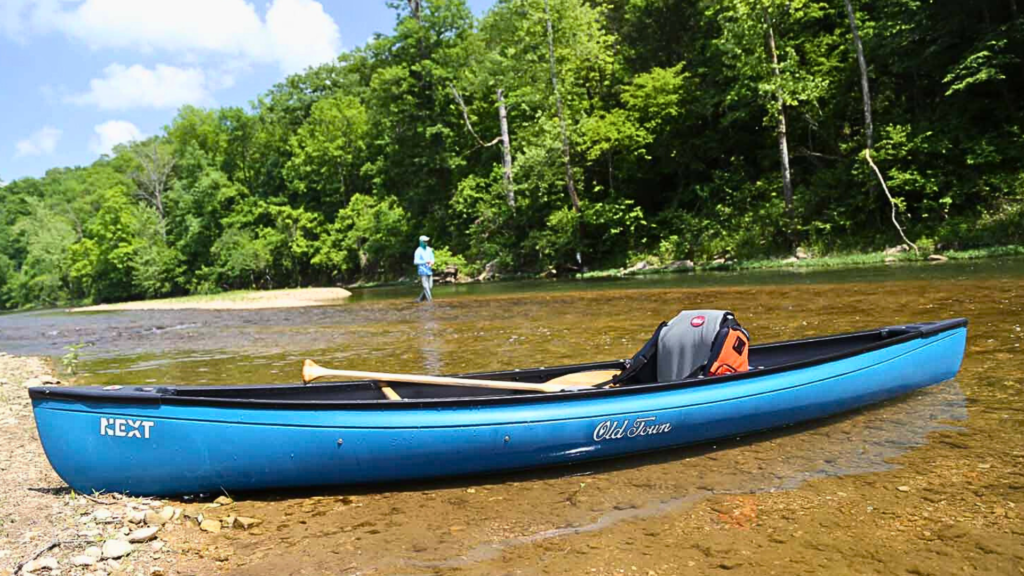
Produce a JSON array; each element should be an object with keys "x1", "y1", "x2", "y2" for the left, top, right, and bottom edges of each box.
[{"x1": 706, "y1": 322, "x2": 750, "y2": 376}]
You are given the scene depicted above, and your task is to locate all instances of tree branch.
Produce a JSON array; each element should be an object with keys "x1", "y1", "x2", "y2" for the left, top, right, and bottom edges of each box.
[{"x1": 865, "y1": 149, "x2": 918, "y2": 253}]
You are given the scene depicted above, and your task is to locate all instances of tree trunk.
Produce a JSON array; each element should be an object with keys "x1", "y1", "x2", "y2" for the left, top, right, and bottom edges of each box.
[
  {"x1": 764, "y1": 12, "x2": 794, "y2": 220},
  {"x1": 543, "y1": 0, "x2": 581, "y2": 214},
  {"x1": 844, "y1": 0, "x2": 873, "y2": 149},
  {"x1": 844, "y1": 0, "x2": 918, "y2": 253},
  {"x1": 497, "y1": 88, "x2": 515, "y2": 208},
  {"x1": 407, "y1": 0, "x2": 421, "y2": 22}
]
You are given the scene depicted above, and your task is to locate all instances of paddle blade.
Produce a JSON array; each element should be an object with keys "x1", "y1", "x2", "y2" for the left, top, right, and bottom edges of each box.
[{"x1": 302, "y1": 359, "x2": 324, "y2": 384}]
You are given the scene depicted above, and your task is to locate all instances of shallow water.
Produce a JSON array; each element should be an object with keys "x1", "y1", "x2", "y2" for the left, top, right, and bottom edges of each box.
[{"x1": 2, "y1": 258, "x2": 1022, "y2": 574}]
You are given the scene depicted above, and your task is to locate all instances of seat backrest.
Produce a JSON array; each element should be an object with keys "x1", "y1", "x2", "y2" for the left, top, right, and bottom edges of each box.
[{"x1": 656, "y1": 310, "x2": 731, "y2": 382}]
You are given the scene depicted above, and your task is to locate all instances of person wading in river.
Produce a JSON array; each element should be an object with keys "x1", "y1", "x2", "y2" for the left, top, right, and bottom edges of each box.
[{"x1": 414, "y1": 235, "x2": 435, "y2": 302}]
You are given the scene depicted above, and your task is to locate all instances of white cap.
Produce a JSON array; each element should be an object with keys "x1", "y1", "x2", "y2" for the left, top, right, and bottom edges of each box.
[{"x1": 419, "y1": 235, "x2": 430, "y2": 242}]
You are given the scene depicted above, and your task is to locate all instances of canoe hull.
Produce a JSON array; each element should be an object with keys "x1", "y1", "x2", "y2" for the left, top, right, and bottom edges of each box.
[{"x1": 31, "y1": 325, "x2": 967, "y2": 496}]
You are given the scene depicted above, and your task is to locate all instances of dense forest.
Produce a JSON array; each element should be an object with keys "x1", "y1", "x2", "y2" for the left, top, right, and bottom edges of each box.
[{"x1": 1, "y1": 0, "x2": 1023, "y2": 308}]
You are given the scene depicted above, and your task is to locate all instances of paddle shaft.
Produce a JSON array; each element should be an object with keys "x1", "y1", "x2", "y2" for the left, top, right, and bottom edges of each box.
[{"x1": 303, "y1": 361, "x2": 578, "y2": 393}]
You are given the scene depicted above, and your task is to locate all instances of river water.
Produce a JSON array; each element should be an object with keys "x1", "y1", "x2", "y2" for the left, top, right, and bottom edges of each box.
[{"x1": 2, "y1": 258, "x2": 1022, "y2": 574}]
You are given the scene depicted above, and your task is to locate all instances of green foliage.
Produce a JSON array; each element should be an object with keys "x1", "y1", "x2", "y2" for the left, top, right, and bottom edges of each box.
[
  {"x1": 313, "y1": 194, "x2": 411, "y2": 280},
  {"x1": 61, "y1": 342, "x2": 88, "y2": 376},
  {"x1": 1, "y1": 0, "x2": 1023, "y2": 309}
]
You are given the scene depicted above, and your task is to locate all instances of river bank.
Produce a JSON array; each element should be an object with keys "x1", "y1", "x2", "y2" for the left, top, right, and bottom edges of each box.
[{"x1": 0, "y1": 354, "x2": 180, "y2": 576}]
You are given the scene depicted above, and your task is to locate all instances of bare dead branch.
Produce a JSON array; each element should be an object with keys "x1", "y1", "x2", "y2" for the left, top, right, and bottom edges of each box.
[{"x1": 865, "y1": 150, "x2": 918, "y2": 253}]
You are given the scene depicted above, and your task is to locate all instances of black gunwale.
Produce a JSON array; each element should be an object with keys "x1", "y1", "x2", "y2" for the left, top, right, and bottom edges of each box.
[{"x1": 29, "y1": 318, "x2": 967, "y2": 409}]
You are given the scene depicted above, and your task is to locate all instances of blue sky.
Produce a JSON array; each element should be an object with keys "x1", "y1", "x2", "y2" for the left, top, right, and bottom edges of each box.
[{"x1": 1, "y1": 0, "x2": 496, "y2": 183}]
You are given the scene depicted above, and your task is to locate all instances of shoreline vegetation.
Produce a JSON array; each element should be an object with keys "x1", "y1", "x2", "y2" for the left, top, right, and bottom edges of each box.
[
  {"x1": 70, "y1": 287, "x2": 351, "y2": 312},
  {"x1": 2, "y1": 0, "x2": 1023, "y2": 313},
  {"x1": 37, "y1": 245, "x2": 1018, "y2": 310}
]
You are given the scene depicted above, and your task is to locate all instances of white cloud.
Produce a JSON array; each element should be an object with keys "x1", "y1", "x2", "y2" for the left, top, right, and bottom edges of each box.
[
  {"x1": 90, "y1": 120, "x2": 143, "y2": 156},
  {"x1": 68, "y1": 64, "x2": 212, "y2": 110},
  {"x1": 15, "y1": 126, "x2": 61, "y2": 157},
  {"x1": 266, "y1": 0, "x2": 342, "y2": 74},
  {"x1": 9, "y1": 0, "x2": 342, "y2": 74}
]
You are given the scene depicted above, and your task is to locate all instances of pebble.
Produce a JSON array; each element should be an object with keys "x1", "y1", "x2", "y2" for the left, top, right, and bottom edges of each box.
[
  {"x1": 23, "y1": 556, "x2": 59, "y2": 572},
  {"x1": 200, "y1": 519, "x2": 222, "y2": 533},
  {"x1": 22, "y1": 377, "x2": 42, "y2": 388},
  {"x1": 145, "y1": 506, "x2": 174, "y2": 526},
  {"x1": 127, "y1": 526, "x2": 160, "y2": 543},
  {"x1": 150, "y1": 567, "x2": 166, "y2": 576},
  {"x1": 214, "y1": 496, "x2": 234, "y2": 505},
  {"x1": 72, "y1": 554, "x2": 98, "y2": 566},
  {"x1": 150, "y1": 541, "x2": 165, "y2": 552},
  {"x1": 84, "y1": 546, "x2": 103, "y2": 559},
  {"x1": 897, "y1": 486, "x2": 911, "y2": 492},
  {"x1": 101, "y1": 539, "x2": 133, "y2": 559},
  {"x1": 233, "y1": 516, "x2": 262, "y2": 530},
  {"x1": 127, "y1": 510, "x2": 146, "y2": 524}
]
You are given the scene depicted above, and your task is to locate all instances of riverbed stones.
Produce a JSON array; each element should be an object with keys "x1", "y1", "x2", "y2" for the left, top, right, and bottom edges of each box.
[
  {"x1": 92, "y1": 508, "x2": 113, "y2": 522},
  {"x1": 22, "y1": 377, "x2": 42, "y2": 388},
  {"x1": 127, "y1": 510, "x2": 146, "y2": 524},
  {"x1": 128, "y1": 526, "x2": 160, "y2": 543},
  {"x1": 200, "y1": 519, "x2": 222, "y2": 533},
  {"x1": 145, "y1": 506, "x2": 174, "y2": 526},
  {"x1": 233, "y1": 516, "x2": 262, "y2": 530},
  {"x1": 101, "y1": 539, "x2": 133, "y2": 559},
  {"x1": 666, "y1": 259, "x2": 694, "y2": 271},
  {"x1": 72, "y1": 554, "x2": 98, "y2": 566},
  {"x1": 23, "y1": 556, "x2": 59, "y2": 572},
  {"x1": 84, "y1": 546, "x2": 102, "y2": 559},
  {"x1": 213, "y1": 495, "x2": 234, "y2": 505}
]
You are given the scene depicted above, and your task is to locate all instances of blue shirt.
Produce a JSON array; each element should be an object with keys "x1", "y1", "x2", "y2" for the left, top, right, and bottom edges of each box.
[{"x1": 414, "y1": 246, "x2": 435, "y2": 276}]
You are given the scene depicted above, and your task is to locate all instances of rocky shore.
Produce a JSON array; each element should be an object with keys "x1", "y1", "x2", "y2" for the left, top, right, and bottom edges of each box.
[{"x1": 0, "y1": 354, "x2": 257, "y2": 576}]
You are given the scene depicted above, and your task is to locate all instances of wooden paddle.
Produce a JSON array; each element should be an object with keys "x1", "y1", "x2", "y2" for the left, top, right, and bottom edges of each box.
[{"x1": 302, "y1": 359, "x2": 594, "y2": 393}]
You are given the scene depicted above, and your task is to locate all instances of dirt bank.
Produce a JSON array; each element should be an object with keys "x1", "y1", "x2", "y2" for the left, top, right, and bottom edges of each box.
[
  {"x1": 71, "y1": 287, "x2": 351, "y2": 312},
  {"x1": 0, "y1": 354, "x2": 215, "y2": 576}
]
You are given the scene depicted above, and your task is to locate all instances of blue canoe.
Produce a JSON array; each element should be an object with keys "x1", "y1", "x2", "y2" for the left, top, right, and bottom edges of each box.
[{"x1": 30, "y1": 319, "x2": 966, "y2": 496}]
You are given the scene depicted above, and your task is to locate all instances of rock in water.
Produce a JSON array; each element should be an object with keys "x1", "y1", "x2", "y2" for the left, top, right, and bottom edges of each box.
[
  {"x1": 128, "y1": 526, "x2": 160, "y2": 543},
  {"x1": 101, "y1": 539, "x2": 133, "y2": 559},
  {"x1": 927, "y1": 254, "x2": 949, "y2": 262}
]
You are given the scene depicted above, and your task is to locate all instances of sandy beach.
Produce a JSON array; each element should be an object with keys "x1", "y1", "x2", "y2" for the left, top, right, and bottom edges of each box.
[{"x1": 71, "y1": 288, "x2": 352, "y2": 312}]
